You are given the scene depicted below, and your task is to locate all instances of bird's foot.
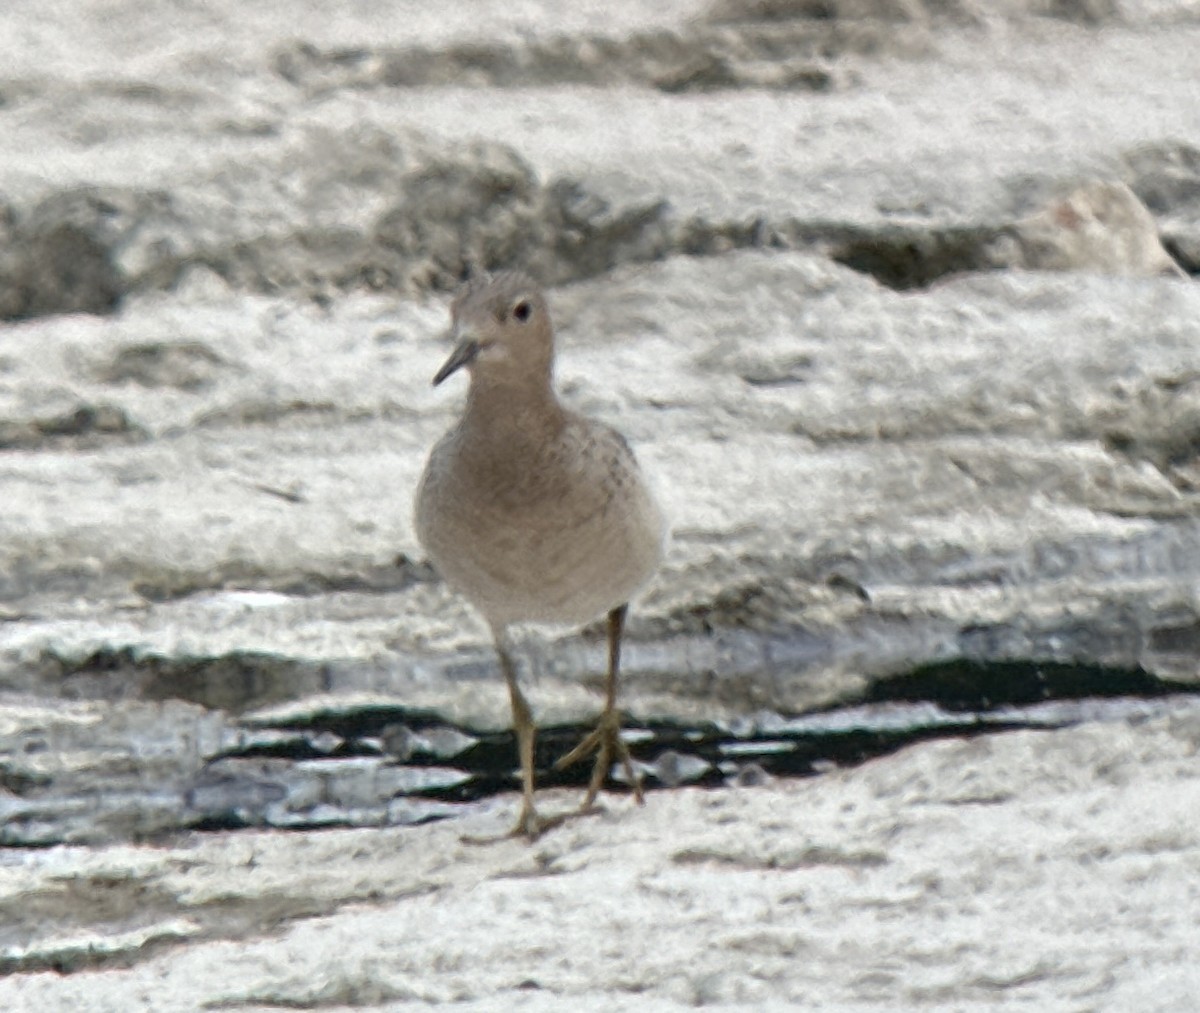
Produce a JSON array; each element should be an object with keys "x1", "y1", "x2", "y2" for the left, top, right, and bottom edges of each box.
[
  {"x1": 461, "y1": 800, "x2": 573, "y2": 846},
  {"x1": 510, "y1": 800, "x2": 560, "y2": 840},
  {"x1": 554, "y1": 708, "x2": 644, "y2": 810}
]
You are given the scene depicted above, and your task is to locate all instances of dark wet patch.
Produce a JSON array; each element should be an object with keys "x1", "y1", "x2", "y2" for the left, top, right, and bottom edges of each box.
[
  {"x1": 0, "y1": 866, "x2": 440, "y2": 977},
  {"x1": 861, "y1": 658, "x2": 1188, "y2": 712},
  {"x1": 97, "y1": 341, "x2": 228, "y2": 392},
  {"x1": 194, "y1": 399, "x2": 340, "y2": 429},
  {"x1": 814, "y1": 222, "x2": 1004, "y2": 290},
  {"x1": 1162, "y1": 232, "x2": 1200, "y2": 276},
  {"x1": 42, "y1": 646, "x2": 331, "y2": 713},
  {"x1": 0, "y1": 403, "x2": 146, "y2": 451},
  {"x1": 0, "y1": 186, "x2": 181, "y2": 322},
  {"x1": 4, "y1": 650, "x2": 1199, "y2": 849},
  {"x1": 272, "y1": 23, "x2": 867, "y2": 96},
  {"x1": 0, "y1": 875, "x2": 195, "y2": 975},
  {"x1": 184, "y1": 662, "x2": 1200, "y2": 815}
]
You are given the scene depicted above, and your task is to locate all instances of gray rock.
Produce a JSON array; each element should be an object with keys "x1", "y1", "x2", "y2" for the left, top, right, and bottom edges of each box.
[
  {"x1": 1125, "y1": 139, "x2": 1200, "y2": 274},
  {"x1": 994, "y1": 180, "x2": 1185, "y2": 276},
  {"x1": 96, "y1": 341, "x2": 228, "y2": 391},
  {"x1": 273, "y1": 21, "x2": 889, "y2": 95}
]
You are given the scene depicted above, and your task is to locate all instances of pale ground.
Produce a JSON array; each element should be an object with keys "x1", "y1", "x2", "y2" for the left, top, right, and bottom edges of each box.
[
  {"x1": 3, "y1": 706, "x2": 1200, "y2": 1011},
  {"x1": 2, "y1": 1, "x2": 1200, "y2": 1008}
]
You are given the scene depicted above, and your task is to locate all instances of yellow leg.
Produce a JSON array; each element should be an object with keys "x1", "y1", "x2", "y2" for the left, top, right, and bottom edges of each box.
[
  {"x1": 495, "y1": 629, "x2": 542, "y2": 838},
  {"x1": 554, "y1": 604, "x2": 644, "y2": 809}
]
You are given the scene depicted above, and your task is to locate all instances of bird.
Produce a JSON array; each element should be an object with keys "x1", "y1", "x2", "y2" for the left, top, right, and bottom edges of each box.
[{"x1": 414, "y1": 271, "x2": 666, "y2": 838}]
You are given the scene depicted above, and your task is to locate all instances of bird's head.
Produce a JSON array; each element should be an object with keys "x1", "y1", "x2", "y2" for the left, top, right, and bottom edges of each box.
[{"x1": 433, "y1": 272, "x2": 554, "y2": 387}]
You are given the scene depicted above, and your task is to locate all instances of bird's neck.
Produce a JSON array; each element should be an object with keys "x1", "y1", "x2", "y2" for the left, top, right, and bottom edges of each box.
[{"x1": 462, "y1": 368, "x2": 567, "y2": 447}]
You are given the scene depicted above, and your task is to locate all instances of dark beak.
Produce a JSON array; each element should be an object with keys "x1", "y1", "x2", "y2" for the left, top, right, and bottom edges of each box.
[{"x1": 432, "y1": 338, "x2": 480, "y2": 386}]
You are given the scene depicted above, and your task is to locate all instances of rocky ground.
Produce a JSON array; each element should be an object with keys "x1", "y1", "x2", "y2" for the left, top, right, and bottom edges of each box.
[{"x1": 2, "y1": 0, "x2": 1200, "y2": 1009}]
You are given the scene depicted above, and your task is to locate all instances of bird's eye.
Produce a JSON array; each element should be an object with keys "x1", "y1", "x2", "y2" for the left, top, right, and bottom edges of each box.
[{"x1": 512, "y1": 299, "x2": 532, "y2": 323}]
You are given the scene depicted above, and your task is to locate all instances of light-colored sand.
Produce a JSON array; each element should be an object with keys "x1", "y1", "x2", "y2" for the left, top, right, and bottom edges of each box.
[{"x1": 2, "y1": 2, "x2": 1200, "y2": 1007}]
